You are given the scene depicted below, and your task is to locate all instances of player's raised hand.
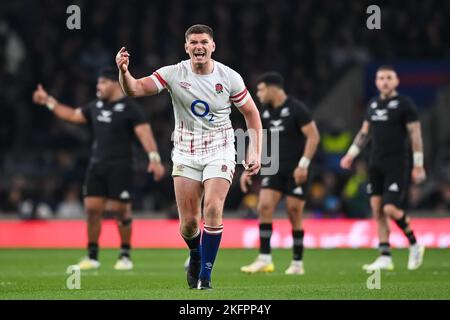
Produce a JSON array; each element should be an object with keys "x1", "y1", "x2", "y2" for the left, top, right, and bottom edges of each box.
[
  {"x1": 242, "y1": 159, "x2": 261, "y2": 176},
  {"x1": 148, "y1": 161, "x2": 166, "y2": 182},
  {"x1": 116, "y1": 47, "x2": 130, "y2": 73},
  {"x1": 412, "y1": 166, "x2": 426, "y2": 184},
  {"x1": 32, "y1": 84, "x2": 49, "y2": 105},
  {"x1": 240, "y1": 170, "x2": 253, "y2": 193},
  {"x1": 293, "y1": 166, "x2": 308, "y2": 185},
  {"x1": 340, "y1": 154, "x2": 354, "y2": 170}
]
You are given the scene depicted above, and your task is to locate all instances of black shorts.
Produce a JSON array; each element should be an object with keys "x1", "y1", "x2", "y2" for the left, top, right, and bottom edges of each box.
[
  {"x1": 260, "y1": 169, "x2": 308, "y2": 200},
  {"x1": 367, "y1": 157, "x2": 411, "y2": 209},
  {"x1": 83, "y1": 160, "x2": 133, "y2": 202}
]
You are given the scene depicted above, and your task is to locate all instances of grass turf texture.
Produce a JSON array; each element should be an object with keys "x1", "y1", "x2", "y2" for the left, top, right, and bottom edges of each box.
[{"x1": 0, "y1": 248, "x2": 448, "y2": 300}]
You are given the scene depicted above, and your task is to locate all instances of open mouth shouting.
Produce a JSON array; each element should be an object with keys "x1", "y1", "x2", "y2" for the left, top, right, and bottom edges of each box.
[{"x1": 193, "y1": 51, "x2": 206, "y2": 61}]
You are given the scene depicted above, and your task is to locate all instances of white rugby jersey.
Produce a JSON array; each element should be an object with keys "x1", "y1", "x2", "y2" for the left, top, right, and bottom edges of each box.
[{"x1": 149, "y1": 59, "x2": 250, "y2": 157}]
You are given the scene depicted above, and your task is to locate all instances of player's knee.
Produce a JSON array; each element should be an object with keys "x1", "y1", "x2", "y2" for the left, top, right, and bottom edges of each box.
[
  {"x1": 370, "y1": 202, "x2": 382, "y2": 214},
  {"x1": 114, "y1": 206, "x2": 130, "y2": 219},
  {"x1": 86, "y1": 211, "x2": 102, "y2": 224},
  {"x1": 180, "y1": 219, "x2": 199, "y2": 237},
  {"x1": 116, "y1": 213, "x2": 132, "y2": 227},
  {"x1": 287, "y1": 205, "x2": 302, "y2": 217},
  {"x1": 258, "y1": 202, "x2": 274, "y2": 217},
  {"x1": 86, "y1": 207, "x2": 102, "y2": 217},
  {"x1": 383, "y1": 204, "x2": 399, "y2": 218}
]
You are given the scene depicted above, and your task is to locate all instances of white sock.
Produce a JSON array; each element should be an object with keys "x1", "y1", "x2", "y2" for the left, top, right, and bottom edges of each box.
[{"x1": 258, "y1": 254, "x2": 272, "y2": 263}]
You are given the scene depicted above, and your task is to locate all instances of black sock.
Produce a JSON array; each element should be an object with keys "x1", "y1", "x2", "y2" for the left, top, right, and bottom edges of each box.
[
  {"x1": 259, "y1": 223, "x2": 272, "y2": 254},
  {"x1": 379, "y1": 242, "x2": 391, "y2": 256},
  {"x1": 405, "y1": 231, "x2": 417, "y2": 245},
  {"x1": 119, "y1": 243, "x2": 131, "y2": 258},
  {"x1": 395, "y1": 214, "x2": 417, "y2": 245},
  {"x1": 182, "y1": 230, "x2": 201, "y2": 261},
  {"x1": 88, "y1": 242, "x2": 98, "y2": 260},
  {"x1": 293, "y1": 230, "x2": 304, "y2": 261}
]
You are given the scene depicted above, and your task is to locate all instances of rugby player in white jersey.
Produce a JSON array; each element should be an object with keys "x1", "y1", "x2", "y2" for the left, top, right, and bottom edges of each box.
[{"x1": 116, "y1": 24, "x2": 262, "y2": 290}]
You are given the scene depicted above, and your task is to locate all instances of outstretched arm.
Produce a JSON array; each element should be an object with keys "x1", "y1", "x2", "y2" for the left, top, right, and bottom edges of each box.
[
  {"x1": 116, "y1": 47, "x2": 160, "y2": 97},
  {"x1": 407, "y1": 121, "x2": 426, "y2": 184},
  {"x1": 340, "y1": 120, "x2": 370, "y2": 169},
  {"x1": 32, "y1": 84, "x2": 86, "y2": 124}
]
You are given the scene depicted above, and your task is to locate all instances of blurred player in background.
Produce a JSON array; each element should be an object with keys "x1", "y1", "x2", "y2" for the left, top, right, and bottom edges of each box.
[
  {"x1": 240, "y1": 72, "x2": 320, "y2": 275},
  {"x1": 32, "y1": 67, "x2": 165, "y2": 270},
  {"x1": 341, "y1": 65, "x2": 426, "y2": 270},
  {"x1": 116, "y1": 24, "x2": 262, "y2": 289}
]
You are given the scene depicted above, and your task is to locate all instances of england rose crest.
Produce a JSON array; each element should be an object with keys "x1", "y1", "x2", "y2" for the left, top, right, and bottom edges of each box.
[{"x1": 215, "y1": 83, "x2": 223, "y2": 94}]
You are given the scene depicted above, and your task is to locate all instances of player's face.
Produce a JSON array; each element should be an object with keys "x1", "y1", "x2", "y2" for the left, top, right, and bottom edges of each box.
[
  {"x1": 185, "y1": 33, "x2": 215, "y2": 65},
  {"x1": 256, "y1": 82, "x2": 276, "y2": 105},
  {"x1": 96, "y1": 77, "x2": 115, "y2": 100},
  {"x1": 256, "y1": 83, "x2": 269, "y2": 104},
  {"x1": 375, "y1": 70, "x2": 399, "y2": 96}
]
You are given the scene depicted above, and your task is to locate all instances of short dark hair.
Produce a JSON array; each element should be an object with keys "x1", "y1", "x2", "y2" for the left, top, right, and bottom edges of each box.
[
  {"x1": 98, "y1": 67, "x2": 118, "y2": 82},
  {"x1": 256, "y1": 72, "x2": 284, "y2": 88},
  {"x1": 377, "y1": 65, "x2": 396, "y2": 73},
  {"x1": 185, "y1": 24, "x2": 214, "y2": 40}
]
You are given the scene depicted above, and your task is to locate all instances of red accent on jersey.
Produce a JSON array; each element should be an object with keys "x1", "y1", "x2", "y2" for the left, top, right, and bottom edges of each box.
[
  {"x1": 153, "y1": 72, "x2": 168, "y2": 88},
  {"x1": 231, "y1": 89, "x2": 248, "y2": 103},
  {"x1": 231, "y1": 88, "x2": 247, "y2": 99}
]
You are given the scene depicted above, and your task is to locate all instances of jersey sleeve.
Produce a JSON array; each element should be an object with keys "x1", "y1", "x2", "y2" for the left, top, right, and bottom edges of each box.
[
  {"x1": 149, "y1": 65, "x2": 176, "y2": 93},
  {"x1": 128, "y1": 101, "x2": 147, "y2": 127},
  {"x1": 228, "y1": 68, "x2": 250, "y2": 108},
  {"x1": 80, "y1": 101, "x2": 95, "y2": 124},
  {"x1": 403, "y1": 97, "x2": 419, "y2": 124},
  {"x1": 295, "y1": 103, "x2": 313, "y2": 128}
]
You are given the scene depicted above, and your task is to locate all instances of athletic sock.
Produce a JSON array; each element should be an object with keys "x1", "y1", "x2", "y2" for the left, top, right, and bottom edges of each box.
[
  {"x1": 292, "y1": 229, "x2": 305, "y2": 261},
  {"x1": 199, "y1": 224, "x2": 223, "y2": 281},
  {"x1": 88, "y1": 242, "x2": 99, "y2": 260},
  {"x1": 394, "y1": 214, "x2": 417, "y2": 245},
  {"x1": 182, "y1": 229, "x2": 201, "y2": 261},
  {"x1": 405, "y1": 231, "x2": 417, "y2": 246},
  {"x1": 259, "y1": 223, "x2": 273, "y2": 255},
  {"x1": 119, "y1": 243, "x2": 131, "y2": 259},
  {"x1": 379, "y1": 242, "x2": 391, "y2": 257}
]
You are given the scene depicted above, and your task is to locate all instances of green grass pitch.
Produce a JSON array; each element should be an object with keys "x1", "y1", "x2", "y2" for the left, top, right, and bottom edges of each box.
[{"x1": 0, "y1": 248, "x2": 448, "y2": 299}]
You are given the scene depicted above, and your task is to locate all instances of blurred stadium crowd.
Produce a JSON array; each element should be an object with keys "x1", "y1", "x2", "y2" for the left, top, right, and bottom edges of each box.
[{"x1": 1, "y1": 0, "x2": 450, "y2": 218}]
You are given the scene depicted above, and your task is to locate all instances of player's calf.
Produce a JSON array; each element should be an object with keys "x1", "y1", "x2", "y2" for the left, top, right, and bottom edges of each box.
[{"x1": 384, "y1": 205, "x2": 417, "y2": 246}]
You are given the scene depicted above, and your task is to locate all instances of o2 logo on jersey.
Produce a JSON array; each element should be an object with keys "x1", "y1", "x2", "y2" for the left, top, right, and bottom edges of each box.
[{"x1": 191, "y1": 100, "x2": 215, "y2": 122}]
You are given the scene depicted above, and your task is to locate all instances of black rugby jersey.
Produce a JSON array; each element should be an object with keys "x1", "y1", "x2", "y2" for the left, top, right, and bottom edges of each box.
[
  {"x1": 364, "y1": 94, "x2": 419, "y2": 162},
  {"x1": 81, "y1": 96, "x2": 147, "y2": 163},
  {"x1": 260, "y1": 97, "x2": 313, "y2": 171}
]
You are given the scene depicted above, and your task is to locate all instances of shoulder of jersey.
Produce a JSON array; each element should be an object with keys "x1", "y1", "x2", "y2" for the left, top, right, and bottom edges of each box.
[
  {"x1": 123, "y1": 97, "x2": 141, "y2": 108},
  {"x1": 387, "y1": 95, "x2": 407, "y2": 109},
  {"x1": 215, "y1": 60, "x2": 241, "y2": 79},
  {"x1": 290, "y1": 97, "x2": 310, "y2": 112},
  {"x1": 396, "y1": 94, "x2": 410, "y2": 104}
]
